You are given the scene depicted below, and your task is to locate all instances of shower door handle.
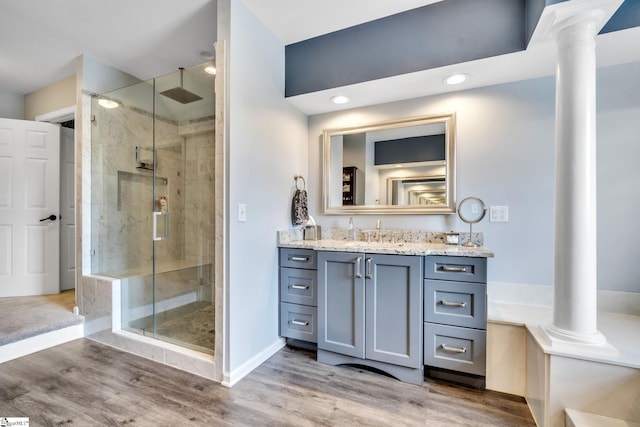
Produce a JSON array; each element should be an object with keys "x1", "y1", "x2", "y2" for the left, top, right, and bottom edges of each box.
[{"x1": 153, "y1": 211, "x2": 169, "y2": 241}]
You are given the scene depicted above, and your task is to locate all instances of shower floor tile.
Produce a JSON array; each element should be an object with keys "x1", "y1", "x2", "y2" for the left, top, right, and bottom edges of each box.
[{"x1": 127, "y1": 301, "x2": 214, "y2": 354}]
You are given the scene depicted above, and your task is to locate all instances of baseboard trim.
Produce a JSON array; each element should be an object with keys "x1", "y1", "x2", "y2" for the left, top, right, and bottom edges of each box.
[
  {"x1": 222, "y1": 338, "x2": 286, "y2": 388},
  {"x1": 0, "y1": 324, "x2": 84, "y2": 364}
]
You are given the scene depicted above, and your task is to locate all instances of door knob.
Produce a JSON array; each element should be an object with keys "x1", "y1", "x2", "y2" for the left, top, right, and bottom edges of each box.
[{"x1": 39, "y1": 214, "x2": 58, "y2": 222}]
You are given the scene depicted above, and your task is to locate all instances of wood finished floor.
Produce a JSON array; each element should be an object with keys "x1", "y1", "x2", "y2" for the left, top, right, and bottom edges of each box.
[{"x1": 0, "y1": 339, "x2": 536, "y2": 426}]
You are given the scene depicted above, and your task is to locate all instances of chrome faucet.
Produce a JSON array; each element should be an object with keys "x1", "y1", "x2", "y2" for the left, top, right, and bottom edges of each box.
[{"x1": 376, "y1": 219, "x2": 382, "y2": 243}]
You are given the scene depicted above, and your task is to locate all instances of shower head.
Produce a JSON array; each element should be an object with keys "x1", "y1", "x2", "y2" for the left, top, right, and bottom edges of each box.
[{"x1": 159, "y1": 67, "x2": 203, "y2": 104}]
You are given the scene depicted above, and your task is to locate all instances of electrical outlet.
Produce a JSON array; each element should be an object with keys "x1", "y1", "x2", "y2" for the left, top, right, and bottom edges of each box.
[{"x1": 490, "y1": 205, "x2": 509, "y2": 222}]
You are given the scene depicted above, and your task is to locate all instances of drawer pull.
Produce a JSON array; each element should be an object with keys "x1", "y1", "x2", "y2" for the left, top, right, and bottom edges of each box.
[
  {"x1": 291, "y1": 284, "x2": 310, "y2": 290},
  {"x1": 440, "y1": 300, "x2": 467, "y2": 308},
  {"x1": 355, "y1": 257, "x2": 362, "y2": 278},
  {"x1": 291, "y1": 319, "x2": 309, "y2": 326},
  {"x1": 289, "y1": 256, "x2": 309, "y2": 262},
  {"x1": 441, "y1": 266, "x2": 468, "y2": 273},
  {"x1": 440, "y1": 344, "x2": 467, "y2": 354}
]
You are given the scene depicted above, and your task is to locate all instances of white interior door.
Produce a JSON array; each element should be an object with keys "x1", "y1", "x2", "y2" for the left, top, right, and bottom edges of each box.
[
  {"x1": 59, "y1": 126, "x2": 75, "y2": 291},
  {"x1": 0, "y1": 118, "x2": 60, "y2": 297}
]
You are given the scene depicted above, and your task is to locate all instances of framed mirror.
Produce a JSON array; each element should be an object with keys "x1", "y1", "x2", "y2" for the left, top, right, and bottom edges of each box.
[{"x1": 322, "y1": 113, "x2": 456, "y2": 214}]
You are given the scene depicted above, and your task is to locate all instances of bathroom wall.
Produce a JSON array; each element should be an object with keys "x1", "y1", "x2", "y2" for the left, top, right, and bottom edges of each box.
[
  {"x1": 223, "y1": 0, "x2": 308, "y2": 380},
  {"x1": 307, "y1": 60, "x2": 640, "y2": 294},
  {"x1": 24, "y1": 75, "x2": 76, "y2": 120},
  {"x1": 0, "y1": 89, "x2": 24, "y2": 119}
]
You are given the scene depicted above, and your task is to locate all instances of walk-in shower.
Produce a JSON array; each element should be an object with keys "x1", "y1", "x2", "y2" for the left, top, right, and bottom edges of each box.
[{"x1": 90, "y1": 63, "x2": 215, "y2": 354}]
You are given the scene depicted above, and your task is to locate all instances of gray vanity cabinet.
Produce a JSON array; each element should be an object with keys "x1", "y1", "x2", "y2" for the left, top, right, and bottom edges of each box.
[
  {"x1": 317, "y1": 251, "x2": 422, "y2": 369},
  {"x1": 423, "y1": 255, "x2": 487, "y2": 378},
  {"x1": 279, "y1": 248, "x2": 318, "y2": 344}
]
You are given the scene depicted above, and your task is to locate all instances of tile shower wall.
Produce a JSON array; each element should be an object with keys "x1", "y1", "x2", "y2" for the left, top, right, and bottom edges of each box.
[
  {"x1": 182, "y1": 120, "x2": 215, "y2": 302},
  {"x1": 91, "y1": 105, "x2": 185, "y2": 275},
  {"x1": 90, "y1": 101, "x2": 215, "y2": 311}
]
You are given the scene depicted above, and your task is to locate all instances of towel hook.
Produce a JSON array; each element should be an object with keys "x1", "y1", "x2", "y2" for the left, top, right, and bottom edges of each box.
[{"x1": 294, "y1": 175, "x2": 306, "y2": 191}]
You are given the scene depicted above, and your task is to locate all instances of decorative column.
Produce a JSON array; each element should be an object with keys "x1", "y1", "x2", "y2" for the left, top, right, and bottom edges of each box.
[{"x1": 543, "y1": 11, "x2": 606, "y2": 346}]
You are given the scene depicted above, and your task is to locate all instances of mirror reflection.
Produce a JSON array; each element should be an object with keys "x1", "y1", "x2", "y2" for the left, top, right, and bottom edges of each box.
[{"x1": 323, "y1": 113, "x2": 456, "y2": 214}]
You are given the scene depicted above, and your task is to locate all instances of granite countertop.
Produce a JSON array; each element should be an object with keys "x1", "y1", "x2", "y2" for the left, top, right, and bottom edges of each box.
[{"x1": 278, "y1": 238, "x2": 494, "y2": 258}]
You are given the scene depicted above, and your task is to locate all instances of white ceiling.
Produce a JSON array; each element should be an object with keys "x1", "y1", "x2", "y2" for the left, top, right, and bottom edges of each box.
[
  {"x1": 242, "y1": 0, "x2": 444, "y2": 45},
  {"x1": 1, "y1": 0, "x2": 639, "y2": 115},
  {"x1": 0, "y1": 0, "x2": 217, "y2": 95},
  {"x1": 244, "y1": 0, "x2": 640, "y2": 115}
]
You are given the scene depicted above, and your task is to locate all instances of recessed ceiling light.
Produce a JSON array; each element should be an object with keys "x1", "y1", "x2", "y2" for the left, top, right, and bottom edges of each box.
[
  {"x1": 98, "y1": 99, "x2": 119, "y2": 109},
  {"x1": 444, "y1": 73, "x2": 468, "y2": 85},
  {"x1": 330, "y1": 95, "x2": 349, "y2": 104},
  {"x1": 204, "y1": 66, "x2": 217, "y2": 75},
  {"x1": 200, "y1": 50, "x2": 215, "y2": 60}
]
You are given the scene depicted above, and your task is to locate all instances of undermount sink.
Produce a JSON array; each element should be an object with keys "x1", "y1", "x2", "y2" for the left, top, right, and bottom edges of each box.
[
  {"x1": 342, "y1": 241, "x2": 367, "y2": 247},
  {"x1": 342, "y1": 241, "x2": 405, "y2": 248}
]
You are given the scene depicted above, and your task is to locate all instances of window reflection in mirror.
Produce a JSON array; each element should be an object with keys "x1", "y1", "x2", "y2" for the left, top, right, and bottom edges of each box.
[{"x1": 323, "y1": 113, "x2": 456, "y2": 214}]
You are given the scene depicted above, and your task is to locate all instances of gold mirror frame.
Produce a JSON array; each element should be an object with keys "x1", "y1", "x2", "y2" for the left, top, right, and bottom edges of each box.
[{"x1": 322, "y1": 112, "x2": 456, "y2": 215}]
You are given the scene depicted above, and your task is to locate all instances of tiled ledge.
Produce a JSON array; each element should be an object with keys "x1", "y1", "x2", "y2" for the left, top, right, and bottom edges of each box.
[
  {"x1": 565, "y1": 409, "x2": 640, "y2": 427},
  {"x1": 487, "y1": 281, "x2": 640, "y2": 370},
  {"x1": 488, "y1": 301, "x2": 640, "y2": 370}
]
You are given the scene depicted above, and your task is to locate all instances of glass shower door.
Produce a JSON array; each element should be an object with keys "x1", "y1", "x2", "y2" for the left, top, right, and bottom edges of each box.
[
  {"x1": 91, "y1": 63, "x2": 215, "y2": 355},
  {"x1": 148, "y1": 64, "x2": 216, "y2": 353}
]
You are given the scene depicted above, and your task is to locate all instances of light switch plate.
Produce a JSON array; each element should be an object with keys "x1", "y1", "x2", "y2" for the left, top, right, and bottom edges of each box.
[
  {"x1": 238, "y1": 203, "x2": 247, "y2": 222},
  {"x1": 490, "y1": 205, "x2": 509, "y2": 222}
]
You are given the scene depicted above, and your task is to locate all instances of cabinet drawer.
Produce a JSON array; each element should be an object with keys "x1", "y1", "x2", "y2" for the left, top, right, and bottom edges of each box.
[
  {"x1": 424, "y1": 323, "x2": 486, "y2": 376},
  {"x1": 280, "y1": 267, "x2": 317, "y2": 306},
  {"x1": 424, "y1": 279, "x2": 486, "y2": 329},
  {"x1": 424, "y1": 256, "x2": 486, "y2": 283},
  {"x1": 280, "y1": 302, "x2": 317, "y2": 343},
  {"x1": 280, "y1": 248, "x2": 317, "y2": 269}
]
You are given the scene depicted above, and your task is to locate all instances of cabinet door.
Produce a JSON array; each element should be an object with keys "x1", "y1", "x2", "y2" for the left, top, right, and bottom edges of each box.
[
  {"x1": 318, "y1": 251, "x2": 365, "y2": 358},
  {"x1": 365, "y1": 254, "x2": 422, "y2": 368}
]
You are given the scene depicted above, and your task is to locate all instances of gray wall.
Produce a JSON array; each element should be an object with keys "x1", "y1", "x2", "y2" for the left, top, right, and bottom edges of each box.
[
  {"x1": 0, "y1": 90, "x2": 24, "y2": 119},
  {"x1": 307, "y1": 61, "x2": 640, "y2": 294},
  {"x1": 226, "y1": 0, "x2": 308, "y2": 374}
]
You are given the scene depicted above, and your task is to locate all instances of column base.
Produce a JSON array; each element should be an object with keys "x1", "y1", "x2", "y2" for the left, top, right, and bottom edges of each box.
[{"x1": 540, "y1": 325, "x2": 618, "y2": 356}]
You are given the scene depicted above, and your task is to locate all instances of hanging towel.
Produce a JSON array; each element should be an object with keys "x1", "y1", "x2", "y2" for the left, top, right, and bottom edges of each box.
[{"x1": 291, "y1": 189, "x2": 309, "y2": 226}]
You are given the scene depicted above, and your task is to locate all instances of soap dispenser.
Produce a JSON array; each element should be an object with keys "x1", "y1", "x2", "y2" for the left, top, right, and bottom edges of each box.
[
  {"x1": 303, "y1": 215, "x2": 321, "y2": 241},
  {"x1": 348, "y1": 217, "x2": 356, "y2": 241}
]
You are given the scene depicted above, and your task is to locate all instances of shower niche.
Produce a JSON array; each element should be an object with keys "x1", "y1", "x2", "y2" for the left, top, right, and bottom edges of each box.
[{"x1": 91, "y1": 63, "x2": 216, "y2": 354}]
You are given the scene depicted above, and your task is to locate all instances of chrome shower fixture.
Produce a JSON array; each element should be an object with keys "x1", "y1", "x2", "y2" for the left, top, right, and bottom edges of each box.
[{"x1": 159, "y1": 67, "x2": 203, "y2": 104}]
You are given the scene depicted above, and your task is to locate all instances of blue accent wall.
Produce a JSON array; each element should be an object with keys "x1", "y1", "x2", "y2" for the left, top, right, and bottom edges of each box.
[
  {"x1": 524, "y1": 0, "x2": 570, "y2": 46},
  {"x1": 285, "y1": 0, "x2": 526, "y2": 97},
  {"x1": 601, "y1": 0, "x2": 640, "y2": 33},
  {"x1": 374, "y1": 134, "x2": 446, "y2": 166},
  {"x1": 525, "y1": 0, "x2": 546, "y2": 46}
]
